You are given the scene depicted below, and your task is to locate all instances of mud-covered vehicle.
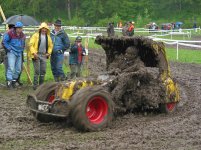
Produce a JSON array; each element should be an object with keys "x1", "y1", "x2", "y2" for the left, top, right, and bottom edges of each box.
[{"x1": 27, "y1": 36, "x2": 180, "y2": 131}]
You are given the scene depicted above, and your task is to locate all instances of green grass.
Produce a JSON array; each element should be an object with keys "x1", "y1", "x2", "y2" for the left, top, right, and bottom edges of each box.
[
  {"x1": 166, "y1": 48, "x2": 201, "y2": 64},
  {"x1": 0, "y1": 59, "x2": 70, "y2": 85}
]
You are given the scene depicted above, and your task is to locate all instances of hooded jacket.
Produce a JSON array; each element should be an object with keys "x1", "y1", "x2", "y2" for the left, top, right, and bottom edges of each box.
[{"x1": 29, "y1": 22, "x2": 53, "y2": 59}]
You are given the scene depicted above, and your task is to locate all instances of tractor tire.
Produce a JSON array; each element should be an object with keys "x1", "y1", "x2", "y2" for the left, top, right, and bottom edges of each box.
[
  {"x1": 70, "y1": 86, "x2": 114, "y2": 131},
  {"x1": 159, "y1": 102, "x2": 177, "y2": 114},
  {"x1": 34, "y1": 82, "x2": 58, "y2": 103},
  {"x1": 33, "y1": 82, "x2": 59, "y2": 122}
]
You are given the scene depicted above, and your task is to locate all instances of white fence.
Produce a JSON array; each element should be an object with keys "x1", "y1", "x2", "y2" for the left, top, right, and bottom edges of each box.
[
  {"x1": 0, "y1": 25, "x2": 200, "y2": 61},
  {"x1": 149, "y1": 36, "x2": 201, "y2": 60}
]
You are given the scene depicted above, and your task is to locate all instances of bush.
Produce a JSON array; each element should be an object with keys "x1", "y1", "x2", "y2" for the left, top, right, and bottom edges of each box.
[
  {"x1": 63, "y1": 16, "x2": 86, "y2": 26},
  {"x1": 95, "y1": 14, "x2": 123, "y2": 27}
]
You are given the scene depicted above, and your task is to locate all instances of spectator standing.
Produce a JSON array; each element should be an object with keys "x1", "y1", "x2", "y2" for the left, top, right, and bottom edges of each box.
[
  {"x1": 29, "y1": 22, "x2": 53, "y2": 90},
  {"x1": 122, "y1": 22, "x2": 129, "y2": 36},
  {"x1": 128, "y1": 21, "x2": 135, "y2": 36},
  {"x1": 50, "y1": 19, "x2": 70, "y2": 81},
  {"x1": 2, "y1": 22, "x2": 26, "y2": 89},
  {"x1": 119, "y1": 21, "x2": 123, "y2": 28},
  {"x1": 69, "y1": 36, "x2": 86, "y2": 79},
  {"x1": 193, "y1": 22, "x2": 197, "y2": 29},
  {"x1": 107, "y1": 22, "x2": 115, "y2": 37}
]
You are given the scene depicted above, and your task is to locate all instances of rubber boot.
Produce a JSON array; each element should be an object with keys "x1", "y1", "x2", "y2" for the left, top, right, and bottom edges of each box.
[
  {"x1": 60, "y1": 75, "x2": 66, "y2": 81},
  {"x1": 16, "y1": 75, "x2": 23, "y2": 86},
  {"x1": 33, "y1": 75, "x2": 39, "y2": 90},
  {"x1": 7, "y1": 81, "x2": 13, "y2": 89},
  {"x1": 39, "y1": 75, "x2": 45, "y2": 85},
  {"x1": 12, "y1": 80, "x2": 16, "y2": 88},
  {"x1": 54, "y1": 76, "x2": 59, "y2": 82}
]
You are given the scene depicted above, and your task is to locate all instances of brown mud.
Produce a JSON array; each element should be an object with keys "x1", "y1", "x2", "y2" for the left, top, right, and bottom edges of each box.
[
  {"x1": 0, "y1": 47, "x2": 201, "y2": 149},
  {"x1": 95, "y1": 36, "x2": 173, "y2": 113}
]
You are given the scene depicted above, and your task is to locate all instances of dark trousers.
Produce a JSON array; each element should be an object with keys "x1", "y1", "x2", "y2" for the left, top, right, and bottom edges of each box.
[
  {"x1": 69, "y1": 63, "x2": 82, "y2": 79},
  {"x1": 32, "y1": 55, "x2": 47, "y2": 86},
  {"x1": 50, "y1": 53, "x2": 65, "y2": 81}
]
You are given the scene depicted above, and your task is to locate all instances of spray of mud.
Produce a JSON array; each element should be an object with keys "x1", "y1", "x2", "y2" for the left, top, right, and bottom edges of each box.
[{"x1": 95, "y1": 36, "x2": 167, "y2": 113}]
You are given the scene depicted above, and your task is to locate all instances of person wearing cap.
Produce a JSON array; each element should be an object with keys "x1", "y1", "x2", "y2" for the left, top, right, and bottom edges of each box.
[
  {"x1": 50, "y1": 19, "x2": 70, "y2": 81},
  {"x1": 29, "y1": 22, "x2": 53, "y2": 90},
  {"x1": 2, "y1": 21, "x2": 26, "y2": 89},
  {"x1": 68, "y1": 36, "x2": 86, "y2": 79},
  {"x1": 128, "y1": 21, "x2": 135, "y2": 36},
  {"x1": 1, "y1": 24, "x2": 24, "y2": 87}
]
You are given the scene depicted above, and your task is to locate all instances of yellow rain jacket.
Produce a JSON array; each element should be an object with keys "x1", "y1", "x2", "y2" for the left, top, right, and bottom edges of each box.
[{"x1": 29, "y1": 22, "x2": 53, "y2": 59}]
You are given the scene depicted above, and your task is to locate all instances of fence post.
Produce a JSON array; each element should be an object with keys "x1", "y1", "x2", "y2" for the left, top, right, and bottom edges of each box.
[{"x1": 176, "y1": 41, "x2": 179, "y2": 60}]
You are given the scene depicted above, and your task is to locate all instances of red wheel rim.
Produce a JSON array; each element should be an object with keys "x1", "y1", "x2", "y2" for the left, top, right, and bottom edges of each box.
[
  {"x1": 86, "y1": 96, "x2": 108, "y2": 124},
  {"x1": 166, "y1": 102, "x2": 176, "y2": 111},
  {"x1": 48, "y1": 92, "x2": 55, "y2": 104}
]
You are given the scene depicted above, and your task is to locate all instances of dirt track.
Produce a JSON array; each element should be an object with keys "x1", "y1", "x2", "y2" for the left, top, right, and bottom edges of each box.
[{"x1": 0, "y1": 49, "x2": 201, "y2": 150}]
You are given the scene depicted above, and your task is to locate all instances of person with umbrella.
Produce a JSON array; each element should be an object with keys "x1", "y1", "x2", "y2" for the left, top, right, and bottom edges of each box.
[
  {"x1": 50, "y1": 19, "x2": 70, "y2": 81},
  {"x1": 29, "y1": 22, "x2": 53, "y2": 90},
  {"x1": 2, "y1": 22, "x2": 26, "y2": 89}
]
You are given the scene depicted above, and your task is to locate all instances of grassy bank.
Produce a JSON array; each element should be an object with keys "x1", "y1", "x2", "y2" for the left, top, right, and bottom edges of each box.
[{"x1": 166, "y1": 48, "x2": 201, "y2": 64}]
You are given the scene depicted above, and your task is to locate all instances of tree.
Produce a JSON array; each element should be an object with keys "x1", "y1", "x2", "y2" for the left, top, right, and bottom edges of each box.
[{"x1": 67, "y1": 0, "x2": 71, "y2": 20}]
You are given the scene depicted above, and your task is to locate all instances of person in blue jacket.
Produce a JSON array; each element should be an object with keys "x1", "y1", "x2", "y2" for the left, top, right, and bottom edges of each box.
[
  {"x1": 2, "y1": 22, "x2": 25, "y2": 89},
  {"x1": 69, "y1": 36, "x2": 86, "y2": 79},
  {"x1": 50, "y1": 19, "x2": 70, "y2": 81}
]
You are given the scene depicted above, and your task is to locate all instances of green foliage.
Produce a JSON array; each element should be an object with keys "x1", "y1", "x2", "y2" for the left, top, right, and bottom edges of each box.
[
  {"x1": 66, "y1": 16, "x2": 85, "y2": 26},
  {"x1": 0, "y1": 0, "x2": 201, "y2": 27},
  {"x1": 95, "y1": 13, "x2": 121, "y2": 27}
]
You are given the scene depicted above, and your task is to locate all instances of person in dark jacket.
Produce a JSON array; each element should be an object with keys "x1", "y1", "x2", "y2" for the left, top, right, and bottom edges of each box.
[
  {"x1": 50, "y1": 19, "x2": 70, "y2": 81},
  {"x1": 69, "y1": 36, "x2": 86, "y2": 79},
  {"x1": 2, "y1": 22, "x2": 26, "y2": 89},
  {"x1": 107, "y1": 22, "x2": 115, "y2": 37}
]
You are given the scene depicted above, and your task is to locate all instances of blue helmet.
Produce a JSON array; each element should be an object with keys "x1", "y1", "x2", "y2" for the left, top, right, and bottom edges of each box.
[{"x1": 15, "y1": 21, "x2": 23, "y2": 28}]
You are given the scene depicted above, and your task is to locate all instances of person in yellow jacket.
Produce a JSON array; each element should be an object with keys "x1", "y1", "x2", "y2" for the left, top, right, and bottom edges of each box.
[{"x1": 29, "y1": 22, "x2": 53, "y2": 90}]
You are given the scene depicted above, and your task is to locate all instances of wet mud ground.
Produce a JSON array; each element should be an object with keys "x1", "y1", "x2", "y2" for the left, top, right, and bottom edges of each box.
[{"x1": 0, "y1": 49, "x2": 201, "y2": 150}]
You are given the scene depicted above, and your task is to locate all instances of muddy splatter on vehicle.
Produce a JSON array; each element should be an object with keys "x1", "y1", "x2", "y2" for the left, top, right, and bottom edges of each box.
[{"x1": 27, "y1": 36, "x2": 180, "y2": 131}]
